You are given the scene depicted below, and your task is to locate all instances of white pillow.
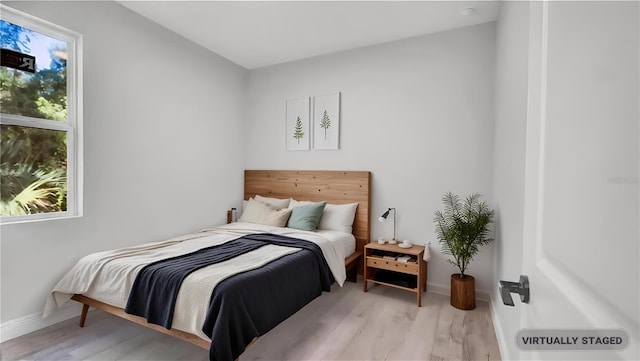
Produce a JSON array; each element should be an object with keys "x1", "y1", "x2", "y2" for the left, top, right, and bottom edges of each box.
[
  {"x1": 239, "y1": 198, "x2": 266, "y2": 223},
  {"x1": 318, "y1": 202, "x2": 358, "y2": 233},
  {"x1": 289, "y1": 199, "x2": 358, "y2": 233},
  {"x1": 254, "y1": 195, "x2": 291, "y2": 210},
  {"x1": 239, "y1": 198, "x2": 292, "y2": 227},
  {"x1": 242, "y1": 199, "x2": 249, "y2": 214},
  {"x1": 259, "y1": 208, "x2": 292, "y2": 227},
  {"x1": 288, "y1": 199, "x2": 315, "y2": 208}
]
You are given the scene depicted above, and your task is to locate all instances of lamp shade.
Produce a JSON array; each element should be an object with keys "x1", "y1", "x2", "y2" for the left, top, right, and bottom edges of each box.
[
  {"x1": 378, "y1": 208, "x2": 391, "y2": 222},
  {"x1": 378, "y1": 207, "x2": 396, "y2": 240}
]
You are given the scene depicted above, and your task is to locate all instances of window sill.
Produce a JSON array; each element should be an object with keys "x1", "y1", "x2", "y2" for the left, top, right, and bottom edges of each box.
[{"x1": 0, "y1": 212, "x2": 82, "y2": 225}]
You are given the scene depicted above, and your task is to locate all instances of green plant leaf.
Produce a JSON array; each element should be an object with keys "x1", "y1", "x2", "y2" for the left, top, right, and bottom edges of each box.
[{"x1": 433, "y1": 192, "x2": 494, "y2": 277}]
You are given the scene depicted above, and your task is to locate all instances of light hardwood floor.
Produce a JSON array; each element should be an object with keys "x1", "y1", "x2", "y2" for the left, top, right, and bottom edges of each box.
[{"x1": 1, "y1": 280, "x2": 501, "y2": 361}]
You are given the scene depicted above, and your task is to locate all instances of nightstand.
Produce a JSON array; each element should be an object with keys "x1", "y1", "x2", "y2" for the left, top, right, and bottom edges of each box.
[{"x1": 363, "y1": 242, "x2": 427, "y2": 306}]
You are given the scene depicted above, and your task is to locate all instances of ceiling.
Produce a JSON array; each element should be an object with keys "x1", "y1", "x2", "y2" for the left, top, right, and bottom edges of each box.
[{"x1": 118, "y1": 1, "x2": 500, "y2": 70}]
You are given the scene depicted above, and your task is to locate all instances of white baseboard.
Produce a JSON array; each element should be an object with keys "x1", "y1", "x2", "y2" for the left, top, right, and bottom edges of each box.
[
  {"x1": 426, "y1": 282, "x2": 450, "y2": 297},
  {"x1": 0, "y1": 303, "x2": 82, "y2": 343},
  {"x1": 489, "y1": 293, "x2": 510, "y2": 361},
  {"x1": 426, "y1": 282, "x2": 491, "y2": 302}
]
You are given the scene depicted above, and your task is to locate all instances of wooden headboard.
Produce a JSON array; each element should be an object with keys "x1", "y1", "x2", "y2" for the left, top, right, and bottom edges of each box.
[{"x1": 244, "y1": 170, "x2": 371, "y2": 258}]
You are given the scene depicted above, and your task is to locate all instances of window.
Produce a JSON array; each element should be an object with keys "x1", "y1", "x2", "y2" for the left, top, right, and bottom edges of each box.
[{"x1": 0, "y1": 5, "x2": 82, "y2": 223}]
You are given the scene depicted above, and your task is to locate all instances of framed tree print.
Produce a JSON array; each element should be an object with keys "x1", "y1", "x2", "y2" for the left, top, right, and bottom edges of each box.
[
  {"x1": 313, "y1": 93, "x2": 340, "y2": 150},
  {"x1": 286, "y1": 97, "x2": 310, "y2": 151}
]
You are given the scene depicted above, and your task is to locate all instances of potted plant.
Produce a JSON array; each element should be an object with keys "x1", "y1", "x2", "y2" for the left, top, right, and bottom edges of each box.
[{"x1": 434, "y1": 192, "x2": 494, "y2": 310}]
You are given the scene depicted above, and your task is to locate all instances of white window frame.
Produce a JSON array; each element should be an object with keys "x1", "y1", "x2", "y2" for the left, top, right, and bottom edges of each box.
[{"x1": 0, "y1": 5, "x2": 83, "y2": 224}]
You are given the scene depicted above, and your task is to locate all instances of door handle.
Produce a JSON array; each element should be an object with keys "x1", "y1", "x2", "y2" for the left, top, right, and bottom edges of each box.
[{"x1": 499, "y1": 275, "x2": 529, "y2": 306}]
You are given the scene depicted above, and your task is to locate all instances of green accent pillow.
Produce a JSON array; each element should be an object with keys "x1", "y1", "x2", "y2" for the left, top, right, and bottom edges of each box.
[{"x1": 287, "y1": 202, "x2": 327, "y2": 231}]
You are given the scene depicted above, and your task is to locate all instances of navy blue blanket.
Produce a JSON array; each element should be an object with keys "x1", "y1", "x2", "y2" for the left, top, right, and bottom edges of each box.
[
  {"x1": 125, "y1": 233, "x2": 333, "y2": 361},
  {"x1": 125, "y1": 236, "x2": 269, "y2": 328}
]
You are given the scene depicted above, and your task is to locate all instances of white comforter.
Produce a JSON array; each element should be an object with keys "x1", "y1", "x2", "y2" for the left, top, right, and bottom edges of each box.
[{"x1": 44, "y1": 223, "x2": 351, "y2": 341}]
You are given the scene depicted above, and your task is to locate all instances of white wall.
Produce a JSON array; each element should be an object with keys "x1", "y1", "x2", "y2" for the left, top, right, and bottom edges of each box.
[
  {"x1": 1, "y1": 1, "x2": 248, "y2": 336},
  {"x1": 245, "y1": 23, "x2": 497, "y2": 295},
  {"x1": 490, "y1": 2, "x2": 529, "y2": 360}
]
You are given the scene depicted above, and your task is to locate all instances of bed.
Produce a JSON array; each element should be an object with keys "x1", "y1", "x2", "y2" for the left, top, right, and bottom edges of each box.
[{"x1": 43, "y1": 170, "x2": 371, "y2": 361}]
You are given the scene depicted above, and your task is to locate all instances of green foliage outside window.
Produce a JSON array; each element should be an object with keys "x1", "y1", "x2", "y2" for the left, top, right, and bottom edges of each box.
[{"x1": 0, "y1": 19, "x2": 69, "y2": 216}]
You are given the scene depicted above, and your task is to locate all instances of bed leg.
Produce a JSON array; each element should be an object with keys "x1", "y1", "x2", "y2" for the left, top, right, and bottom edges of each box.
[
  {"x1": 79, "y1": 304, "x2": 89, "y2": 327},
  {"x1": 346, "y1": 265, "x2": 358, "y2": 283},
  {"x1": 345, "y1": 250, "x2": 362, "y2": 283}
]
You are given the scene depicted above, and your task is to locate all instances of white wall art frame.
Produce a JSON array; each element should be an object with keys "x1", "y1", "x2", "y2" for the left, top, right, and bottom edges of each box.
[
  {"x1": 313, "y1": 92, "x2": 340, "y2": 150},
  {"x1": 285, "y1": 97, "x2": 310, "y2": 151}
]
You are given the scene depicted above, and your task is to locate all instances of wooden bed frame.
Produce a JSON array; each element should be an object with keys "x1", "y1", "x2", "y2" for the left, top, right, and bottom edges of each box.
[
  {"x1": 244, "y1": 170, "x2": 370, "y2": 275},
  {"x1": 71, "y1": 170, "x2": 371, "y2": 354}
]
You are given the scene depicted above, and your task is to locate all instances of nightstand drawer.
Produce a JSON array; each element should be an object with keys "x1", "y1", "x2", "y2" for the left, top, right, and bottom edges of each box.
[{"x1": 366, "y1": 257, "x2": 419, "y2": 274}]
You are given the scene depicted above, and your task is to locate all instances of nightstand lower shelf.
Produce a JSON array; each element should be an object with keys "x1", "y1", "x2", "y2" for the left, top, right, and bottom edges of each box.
[{"x1": 364, "y1": 278, "x2": 425, "y2": 293}]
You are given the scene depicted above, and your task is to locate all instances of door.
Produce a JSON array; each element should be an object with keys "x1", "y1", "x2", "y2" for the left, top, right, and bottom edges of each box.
[{"x1": 519, "y1": 1, "x2": 638, "y2": 360}]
